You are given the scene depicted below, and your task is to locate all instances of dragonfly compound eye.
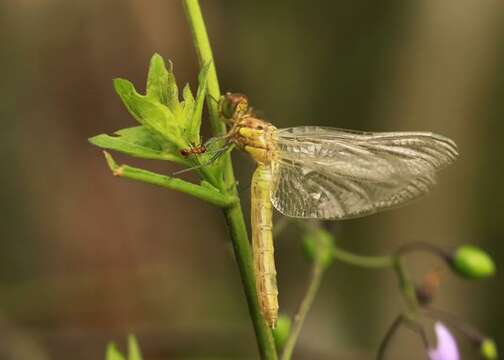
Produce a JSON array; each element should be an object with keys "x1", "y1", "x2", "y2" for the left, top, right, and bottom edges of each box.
[{"x1": 220, "y1": 92, "x2": 249, "y2": 120}]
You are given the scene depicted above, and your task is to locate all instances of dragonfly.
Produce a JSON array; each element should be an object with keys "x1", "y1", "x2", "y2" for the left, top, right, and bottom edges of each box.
[{"x1": 212, "y1": 93, "x2": 459, "y2": 328}]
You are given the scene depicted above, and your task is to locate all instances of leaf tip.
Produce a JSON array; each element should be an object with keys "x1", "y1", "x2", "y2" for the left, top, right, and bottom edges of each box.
[
  {"x1": 127, "y1": 334, "x2": 143, "y2": 360},
  {"x1": 113, "y1": 78, "x2": 134, "y2": 95},
  {"x1": 88, "y1": 134, "x2": 101, "y2": 146}
]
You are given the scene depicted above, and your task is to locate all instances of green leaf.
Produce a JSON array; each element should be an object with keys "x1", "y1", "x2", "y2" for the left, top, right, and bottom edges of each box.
[
  {"x1": 114, "y1": 126, "x2": 164, "y2": 150},
  {"x1": 146, "y1": 54, "x2": 181, "y2": 116},
  {"x1": 113, "y1": 79, "x2": 185, "y2": 148},
  {"x1": 165, "y1": 60, "x2": 181, "y2": 117},
  {"x1": 105, "y1": 343, "x2": 126, "y2": 360},
  {"x1": 146, "y1": 53, "x2": 169, "y2": 105},
  {"x1": 182, "y1": 83, "x2": 195, "y2": 130},
  {"x1": 127, "y1": 335, "x2": 143, "y2": 360},
  {"x1": 89, "y1": 134, "x2": 181, "y2": 163},
  {"x1": 188, "y1": 61, "x2": 211, "y2": 143}
]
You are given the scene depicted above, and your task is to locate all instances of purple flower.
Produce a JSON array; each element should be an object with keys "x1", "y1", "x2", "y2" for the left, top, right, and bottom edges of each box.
[{"x1": 429, "y1": 322, "x2": 460, "y2": 360}]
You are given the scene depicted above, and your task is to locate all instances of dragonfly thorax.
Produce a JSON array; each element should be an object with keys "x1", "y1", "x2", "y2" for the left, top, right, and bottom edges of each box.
[{"x1": 230, "y1": 116, "x2": 277, "y2": 165}]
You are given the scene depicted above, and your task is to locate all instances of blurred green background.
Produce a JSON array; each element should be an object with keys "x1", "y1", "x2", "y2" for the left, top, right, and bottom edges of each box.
[{"x1": 0, "y1": 0, "x2": 502, "y2": 359}]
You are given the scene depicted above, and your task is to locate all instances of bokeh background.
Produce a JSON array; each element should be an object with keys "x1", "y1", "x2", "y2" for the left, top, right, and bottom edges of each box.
[{"x1": 0, "y1": 0, "x2": 502, "y2": 359}]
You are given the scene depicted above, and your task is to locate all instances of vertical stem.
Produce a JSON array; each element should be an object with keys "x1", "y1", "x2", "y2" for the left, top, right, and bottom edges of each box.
[
  {"x1": 182, "y1": 0, "x2": 234, "y2": 187},
  {"x1": 393, "y1": 256, "x2": 419, "y2": 314},
  {"x1": 377, "y1": 315, "x2": 404, "y2": 360},
  {"x1": 281, "y1": 263, "x2": 324, "y2": 360},
  {"x1": 182, "y1": 1, "x2": 278, "y2": 359}
]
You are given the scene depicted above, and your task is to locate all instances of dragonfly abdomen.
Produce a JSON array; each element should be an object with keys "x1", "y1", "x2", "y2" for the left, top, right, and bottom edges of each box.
[{"x1": 251, "y1": 165, "x2": 278, "y2": 328}]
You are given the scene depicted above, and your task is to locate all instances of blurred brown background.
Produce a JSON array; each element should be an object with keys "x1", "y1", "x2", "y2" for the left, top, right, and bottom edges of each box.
[{"x1": 0, "y1": 0, "x2": 502, "y2": 359}]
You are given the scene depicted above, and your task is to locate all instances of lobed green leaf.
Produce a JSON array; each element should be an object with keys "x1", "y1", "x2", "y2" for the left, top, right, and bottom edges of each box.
[
  {"x1": 89, "y1": 133, "x2": 184, "y2": 164},
  {"x1": 113, "y1": 78, "x2": 185, "y2": 148}
]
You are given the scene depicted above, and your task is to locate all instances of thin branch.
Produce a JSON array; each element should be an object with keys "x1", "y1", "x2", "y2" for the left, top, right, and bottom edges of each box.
[
  {"x1": 281, "y1": 262, "x2": 324, "y2": 360},
  {"x1": 396, "y1": 242, "x2": 451, "y2": 261},
  {"x1": 403, "y1": 319, "x2": 430, "y2": 350},
  {"x1": 377, "y1": 315, "x2": 404, "y2": 360},
  {"x1": 104, "y1": 152, "x2": 236, "y2": 208},
  {"x1": 393, "y1": 257, "x2": 420, "y2": 314},
  {"x1": 332, "y1": 246, "x2": 394, "y2": 269}
]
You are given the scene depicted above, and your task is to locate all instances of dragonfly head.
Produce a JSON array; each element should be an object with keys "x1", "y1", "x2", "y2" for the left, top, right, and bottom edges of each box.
[{"x1": 219, "y1": 93, "x2": 249, "y2": 121}]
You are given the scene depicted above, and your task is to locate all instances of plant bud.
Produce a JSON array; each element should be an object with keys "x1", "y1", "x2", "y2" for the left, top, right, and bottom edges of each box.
[
  {"x1": 273, "y1": 314, "x2": 291, "y2": 350},
  {"x1": 480, "y1": 338, "x2": 498, "y2": 360},
  {"x1": 451, "y1": 245, "x2": 495, "y2": 279},
  {"x1": 302, "y1": 227, "x2": 335, "y2": 269}
]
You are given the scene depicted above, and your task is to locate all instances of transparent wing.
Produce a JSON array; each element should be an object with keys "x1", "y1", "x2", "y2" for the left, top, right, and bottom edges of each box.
[{"x1": 270, "y1": 126, "x2": 458, "y2": 219}]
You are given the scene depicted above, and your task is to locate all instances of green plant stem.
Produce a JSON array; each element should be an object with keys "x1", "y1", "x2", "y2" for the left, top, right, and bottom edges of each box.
[
  {"x1": 182, "y1": 1, "x2": 278, "y2": 359},
  {"x1": 281, "y1": 262, "x2": 324, "y2": 360},
  {"x1": 182, "y1": 0, "x2": 222, "y2": 132},
  {"x1": 377, "y1": 315, "x2": 404, "y2": 360},
  {"x1": 393, "y1": 256, "x2": 419, "y2": 315},
  {"x1": 182, "y1": 0, "x2": 235, "y2": 187},
  {"x1": 332, "y1": 246, "x2": 394, "y2": 269},
  {"x1": 396, "y1": 241, "x2": 451, "y2": 261},
  {"x1": 103, "y1": 152, "x2": 236, "y2": 207}
]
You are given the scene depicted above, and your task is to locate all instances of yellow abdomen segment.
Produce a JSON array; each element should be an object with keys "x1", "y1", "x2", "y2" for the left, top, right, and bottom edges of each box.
[{"x1": 251, "y1": 165, "x2": 278, "y2": 328}]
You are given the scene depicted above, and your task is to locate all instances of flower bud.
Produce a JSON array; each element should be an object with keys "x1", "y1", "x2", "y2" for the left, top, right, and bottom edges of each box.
[
  {"x1": 428, "y1": 322, "x2": 459, "y2": 360},
  {"x1": 480, "y1": 338, "x2": 498, "y2": 360},
  {"x1": 451, "y1": 245, "x2": 495, "y2": 279},
  {"x1": 273, "y1": 314, "x2": 291, "y2": 350},
  {"x1": 302, "y1": 227, "x2": 335, "y2": 269}
]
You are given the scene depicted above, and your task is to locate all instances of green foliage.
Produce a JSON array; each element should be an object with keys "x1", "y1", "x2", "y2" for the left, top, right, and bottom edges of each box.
[
  {"x1": 89, "y1": 53, "x2": 231, "y2": 206},
  {"x1": 113, "y1": 77, "x2": 183, "y2": 148},
  {"x1": 451, "y1": 245, "x2": 496, "y2": 279},
  {"x1": 89, "y1": 126, "x2": 184, "y2": 163},
  {"x1": 302, "y1": 226, "x2": 335, "y2": 269},
  {"x1": 480, "y1": 338, "x2": 498, "y2": 360},
  {"x1": 105, "y1": 336, "x2": 143, "y2": 360},
  {"x1": 89, "y1": 53, "x2": 213, "y2": 168},
  {"x1": 189, "y1": 62, "x2": 211, "y2": 141},
  {"x1": 273, "y1": 315, "x2": 291, "y2": 351},
  {"x1": 146, "y1": 54, "x2": 174, "y2": 107}
]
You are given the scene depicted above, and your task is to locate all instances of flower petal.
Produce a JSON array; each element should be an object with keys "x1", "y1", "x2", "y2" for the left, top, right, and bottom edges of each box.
[{"x1": 428, "y1": 322, "x2": 460, "y2": 360}]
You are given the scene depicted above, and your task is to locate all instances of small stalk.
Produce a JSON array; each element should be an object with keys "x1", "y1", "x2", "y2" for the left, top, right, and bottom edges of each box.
[
  {"x1": 281, "y1": 262, "x2": 324, "y2": 360},
  {"x1": 393, "y1": 256, "x2": 420, "y2": 315},
  {"x1": 396, "y1": 241, "x2": 451, "y2": 261},
  {"x1": 332, "y1": 246, "x2": 394, "y2": 269},
  {"x1": 104, "y1": 152, "x2": 236, "y2": 207},
  {"x1": 377, "y1": 315, "x2": 404, "y2": 360}
]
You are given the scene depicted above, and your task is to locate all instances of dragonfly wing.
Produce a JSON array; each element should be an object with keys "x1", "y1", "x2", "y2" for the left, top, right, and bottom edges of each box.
[{"x1": 270, "y1": 126, "x2": 458, "y2": 219}]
